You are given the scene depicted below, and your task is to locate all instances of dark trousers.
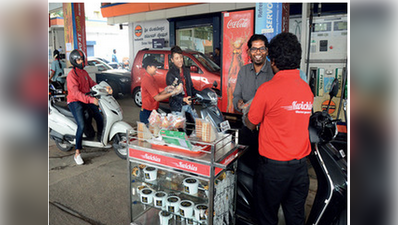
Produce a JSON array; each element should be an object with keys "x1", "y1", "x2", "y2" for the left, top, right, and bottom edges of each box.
[
  {"x1": 238, "y1": 126, "x2": 260, "y2": 166},
  {"x1": 254, "y1": 156, "x2": 309, "y2": 225},
  {"x1": 139, "y1": 108, "x2": 152, "y2": 124},
  {"x1": 68, "y1": 102, "x2": 103, "y2": 150}
]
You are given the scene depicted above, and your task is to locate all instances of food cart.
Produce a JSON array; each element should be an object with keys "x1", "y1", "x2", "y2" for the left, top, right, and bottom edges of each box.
[{"x1": 127, "y1": 124, "x2": 247, "y2": 225}]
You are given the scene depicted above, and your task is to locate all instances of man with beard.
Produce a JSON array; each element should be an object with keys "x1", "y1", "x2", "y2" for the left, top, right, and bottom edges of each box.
[{"x1": 232, "y1": 34, "x2": 274, "y2": 165}]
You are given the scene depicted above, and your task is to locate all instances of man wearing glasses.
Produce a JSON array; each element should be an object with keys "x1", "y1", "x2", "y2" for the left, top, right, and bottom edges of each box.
[{"x1": 233, "y1": 34, "x2": 274, "y2": 167}]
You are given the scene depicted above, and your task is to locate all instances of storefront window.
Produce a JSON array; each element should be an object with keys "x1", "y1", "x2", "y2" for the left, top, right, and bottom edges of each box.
[{"x1": 176, "y1": 25, "x2": 213, "y2": 56}]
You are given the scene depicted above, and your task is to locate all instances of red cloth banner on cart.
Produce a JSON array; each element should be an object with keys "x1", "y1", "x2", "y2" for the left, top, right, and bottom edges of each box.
[{"x1": 220, "y1": 10, "x2": 254, "y2": 114}]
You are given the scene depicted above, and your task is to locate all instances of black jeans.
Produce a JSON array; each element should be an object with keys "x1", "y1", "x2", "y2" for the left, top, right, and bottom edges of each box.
[{"x1": 254, "y1": 156, "x2": 309, "y2": 225}]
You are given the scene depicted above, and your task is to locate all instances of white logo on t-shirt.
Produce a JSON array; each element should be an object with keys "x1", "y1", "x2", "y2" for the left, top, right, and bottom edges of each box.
[{"x1": 281, "y1": 101, "x2": 312, "y2": 114}]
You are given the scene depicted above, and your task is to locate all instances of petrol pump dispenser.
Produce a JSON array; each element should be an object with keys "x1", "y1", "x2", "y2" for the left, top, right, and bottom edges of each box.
[{"x1": 290, "y1": 14, "x2": 347, "y2": 121}]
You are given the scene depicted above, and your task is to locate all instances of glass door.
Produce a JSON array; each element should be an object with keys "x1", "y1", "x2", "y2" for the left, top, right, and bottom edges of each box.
[{"x1": 176, "y1": 26, "x2": 213, "y2": 56}]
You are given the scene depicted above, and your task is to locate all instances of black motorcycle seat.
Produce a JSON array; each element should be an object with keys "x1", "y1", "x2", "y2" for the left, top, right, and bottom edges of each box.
[{"x1": 53, "y1": 101, "x2": 74, "y2": 118}]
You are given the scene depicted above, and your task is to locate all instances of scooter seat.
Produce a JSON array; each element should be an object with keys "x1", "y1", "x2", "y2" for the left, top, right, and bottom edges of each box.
[{"x1": 53, "y1": 101, "x2": 74, "y2": 118}]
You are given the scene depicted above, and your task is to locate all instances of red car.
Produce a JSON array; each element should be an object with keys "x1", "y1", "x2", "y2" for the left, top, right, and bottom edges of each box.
[{"x1": 131, "y1": 48, "x2": 221, "y2": 107}]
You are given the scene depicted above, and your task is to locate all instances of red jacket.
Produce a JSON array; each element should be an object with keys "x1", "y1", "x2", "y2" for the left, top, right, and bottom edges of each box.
[{"x1": 66, "y1": 68, "x2": 97, "y2": 104}]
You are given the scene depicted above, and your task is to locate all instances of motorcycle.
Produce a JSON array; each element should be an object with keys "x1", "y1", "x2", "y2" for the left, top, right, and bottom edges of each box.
[
  {"x1": 49, "y1": 81, "x2": 133, "y2": 159},
  {"x1": 236, "y1": 78, "x2": 347, "y2": 225},
  {"x1": 49, "y1": 81, "x2": 66, "y2": 103},
  {"x1": 190, "y1": 82, "x2": 225, "y2": 132},
  {"x1": 158, "y1": 81, "x2": 225, "y2": 134}
]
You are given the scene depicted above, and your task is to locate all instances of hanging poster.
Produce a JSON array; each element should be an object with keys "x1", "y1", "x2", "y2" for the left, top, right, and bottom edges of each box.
[
  {"x1": 255, "y1": 3, "x2": 289, "y2": 41},
  {"x1": 221, "y1": 10, "x2": 254, "y2": 114},
  {"x1": 63, "y1": 3, "x2": 87, "y2": 65}
]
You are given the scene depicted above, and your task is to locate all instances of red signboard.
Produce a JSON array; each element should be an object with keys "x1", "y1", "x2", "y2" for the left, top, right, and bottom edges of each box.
[{"x1": 221, "y1": 10, "x2": 254, "y2": 113}]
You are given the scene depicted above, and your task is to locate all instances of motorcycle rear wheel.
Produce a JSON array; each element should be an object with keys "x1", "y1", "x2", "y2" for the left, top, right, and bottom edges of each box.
[
  {"x1": 112, "y1": 133, "x2": 128, "y2": 159},
  {"x1": 55, "y1": 140, "x2": 73, "y2": 152}
]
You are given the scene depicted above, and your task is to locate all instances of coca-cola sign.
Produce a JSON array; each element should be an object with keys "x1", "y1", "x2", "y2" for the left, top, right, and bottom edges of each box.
[{"x1": 227, "y1": 18, "x2": 250, "y2": 29}]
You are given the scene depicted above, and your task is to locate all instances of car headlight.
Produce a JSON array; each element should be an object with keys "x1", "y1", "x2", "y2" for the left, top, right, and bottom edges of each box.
[{"x1": 120, "y1": 78, "x2": 130, "y2": 82}]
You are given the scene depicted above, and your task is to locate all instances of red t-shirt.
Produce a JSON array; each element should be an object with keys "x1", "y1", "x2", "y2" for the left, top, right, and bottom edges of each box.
[
  {"x1": 141, "y1": 71, "x2": 160, "y2": 111},
  {"x1": 248, "y1": 70, "x2": 314, "y2": 161},
  {"x1": 180, "y1": 70, "x2": 188, "y2": 97}
]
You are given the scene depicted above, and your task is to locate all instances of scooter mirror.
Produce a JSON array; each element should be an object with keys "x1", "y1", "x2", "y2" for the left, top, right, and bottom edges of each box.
[
  {"x1": 213, "y1": 81, "x2": 218, "y2": 88},
  {"x1": 329, "y1": 78, "x2": 339, "y2": 98}
]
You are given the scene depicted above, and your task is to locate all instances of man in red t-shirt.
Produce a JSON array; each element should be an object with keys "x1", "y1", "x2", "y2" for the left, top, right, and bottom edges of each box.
[
  {"x1": 140, "y1": 56, "x2": 179, "y2": 124},
  {"x1": 245, "y1": 33, "x2": 314, "y2": 225}
]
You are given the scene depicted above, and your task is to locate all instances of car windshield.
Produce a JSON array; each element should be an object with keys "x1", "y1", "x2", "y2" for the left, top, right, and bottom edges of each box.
[
  {"x1": 192, "y1": 53, "x2": 220, "y2": 72},
  {"x1": 87, "y1": 59, "x2": 113, "y2": 71}
]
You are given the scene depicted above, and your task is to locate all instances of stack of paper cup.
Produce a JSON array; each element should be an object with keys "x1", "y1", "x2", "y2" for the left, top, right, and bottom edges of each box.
[
  {"x1": 183, "y1": 178, "x2": 199, "y2": 195},
  {"x1": 143, "y1": 166, "x2": 158, "y2": 181},
  {"x1": 140, "y1": 188, "x2": 154, "y2": 204},
  {"x1": 179, "y1": 200, "x2": 194, "y2": 218},
  {"x1": 166, "y1": 196, "x2": 181, "y2": 214},
  {"x1": 194, "y1": 204, "x2": 208, "y2": 224},
  {"x1": 159, "y1": 210, "x2": 173, "y2": 225},
  {"x1": 153, "y1": 191, "x2": 168, "y2": 209}
]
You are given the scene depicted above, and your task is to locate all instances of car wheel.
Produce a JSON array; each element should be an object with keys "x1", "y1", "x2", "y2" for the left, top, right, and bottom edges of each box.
[
  {"x1": 108, "y1": 81, "x2": 120, "y2": 98},
  {"x1": 133, "y1": 87, "x2": 142, "y2": 107}
]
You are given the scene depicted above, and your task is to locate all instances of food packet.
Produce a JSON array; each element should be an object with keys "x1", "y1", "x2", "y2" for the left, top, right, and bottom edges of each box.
[
  {"x1": 240, "y1": 98, "x2": 253, "y2": 115},
  {"x1": 172, "y1": 83, "x2": 184, "y2": 96},
  {"x1": 202, "y1": 120, "x2": 217, "y2": 142},
  {"x1": 172, "y1": 115, "x2": 186, "y2": 129},
  {"x1": 195, "y1": 118, "x2": 204, "y2": 139},
  {"x1": 137, "y1": 121, "x2": 152, "y2": 140},
  {"x1": 148, "y1": 110, "x2": 161, "y2": 127},
  {"x1": 161, "y1": 113, "x2": 173, "y2": 129}
]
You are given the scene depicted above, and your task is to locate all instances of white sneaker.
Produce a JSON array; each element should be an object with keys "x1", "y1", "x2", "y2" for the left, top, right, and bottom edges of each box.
[{"x1": 74, "y1": 154, "x2": 84, "y2": 165}]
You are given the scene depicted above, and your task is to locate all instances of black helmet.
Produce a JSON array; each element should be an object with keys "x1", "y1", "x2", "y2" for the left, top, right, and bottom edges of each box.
[{"x1": 69, "y1": 49, "x2": 86, "y2": 69}]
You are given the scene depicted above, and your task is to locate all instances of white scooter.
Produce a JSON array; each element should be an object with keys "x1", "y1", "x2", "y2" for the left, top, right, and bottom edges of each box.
[{"x1": 49, "y1": 81, "x2": 133, "y2": 159}]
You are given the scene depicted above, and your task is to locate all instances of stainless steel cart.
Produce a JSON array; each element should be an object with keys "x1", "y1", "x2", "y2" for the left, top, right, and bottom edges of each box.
[{"x1": 127, "y1": 129, "x2": 247, "y2": 225}]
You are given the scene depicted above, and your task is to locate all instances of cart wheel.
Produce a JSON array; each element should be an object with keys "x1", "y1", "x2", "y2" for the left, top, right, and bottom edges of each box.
[
  {"x1": 113, "y1": 133, "x2": 128, "y2": 159},
  {"x1": 55, "y1": 140, "x2": 73, "y2": 152}
]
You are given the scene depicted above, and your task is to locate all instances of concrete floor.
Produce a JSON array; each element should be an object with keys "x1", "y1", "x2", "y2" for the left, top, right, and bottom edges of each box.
[{"x1": 49, "y1": 96, "x2": 317, "y2": 225}]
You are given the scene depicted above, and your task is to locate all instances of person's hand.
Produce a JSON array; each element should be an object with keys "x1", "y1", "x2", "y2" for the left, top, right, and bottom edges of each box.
[
  {"x1": 164, "y1": 85, "x2": 175, "y2": 93},
  {"x1": 106, "y1": 86, "x2": 113, "y2": 95},
  {"x1": 93, "y1": 98, "x2": 99, "y2": 106},
  {"x1": 237, "y1": 99, "x2": 244, "y2": 109},
  {"x1": 183, "y1": 96, "x2": 192, "y2": 105}
]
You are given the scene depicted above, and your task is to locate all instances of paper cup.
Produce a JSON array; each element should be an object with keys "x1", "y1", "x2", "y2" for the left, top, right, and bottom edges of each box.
[
  {"x1": 143, "y1": 166, "x2": 158, "y2": 181},
  {"x1": 183, "y1": 178, "x2": 199, "y2": 195},
  {"x1": 194, "y1": 204, "x2": 208, "y2": 222},
  {"x1": 159, "y1": 210, "x2": 173, "y2": 225},
  {"x1": 139, "y1": 188, "x2": 154, "y2": 204},
  {"x1": 166, "y1": 196, "x2": 181, "y2": 213},
  {"x1": 153, "y1": 191, "x2": 168, "y2": 209},
  {"x1": 179, "y1": 200, "x2": 194, "y2": 218}
]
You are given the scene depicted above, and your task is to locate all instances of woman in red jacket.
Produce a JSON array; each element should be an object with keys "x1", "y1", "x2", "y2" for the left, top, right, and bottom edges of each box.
[{"x1": 66, "y1": 49, "x2": 103, "y2": 165}]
